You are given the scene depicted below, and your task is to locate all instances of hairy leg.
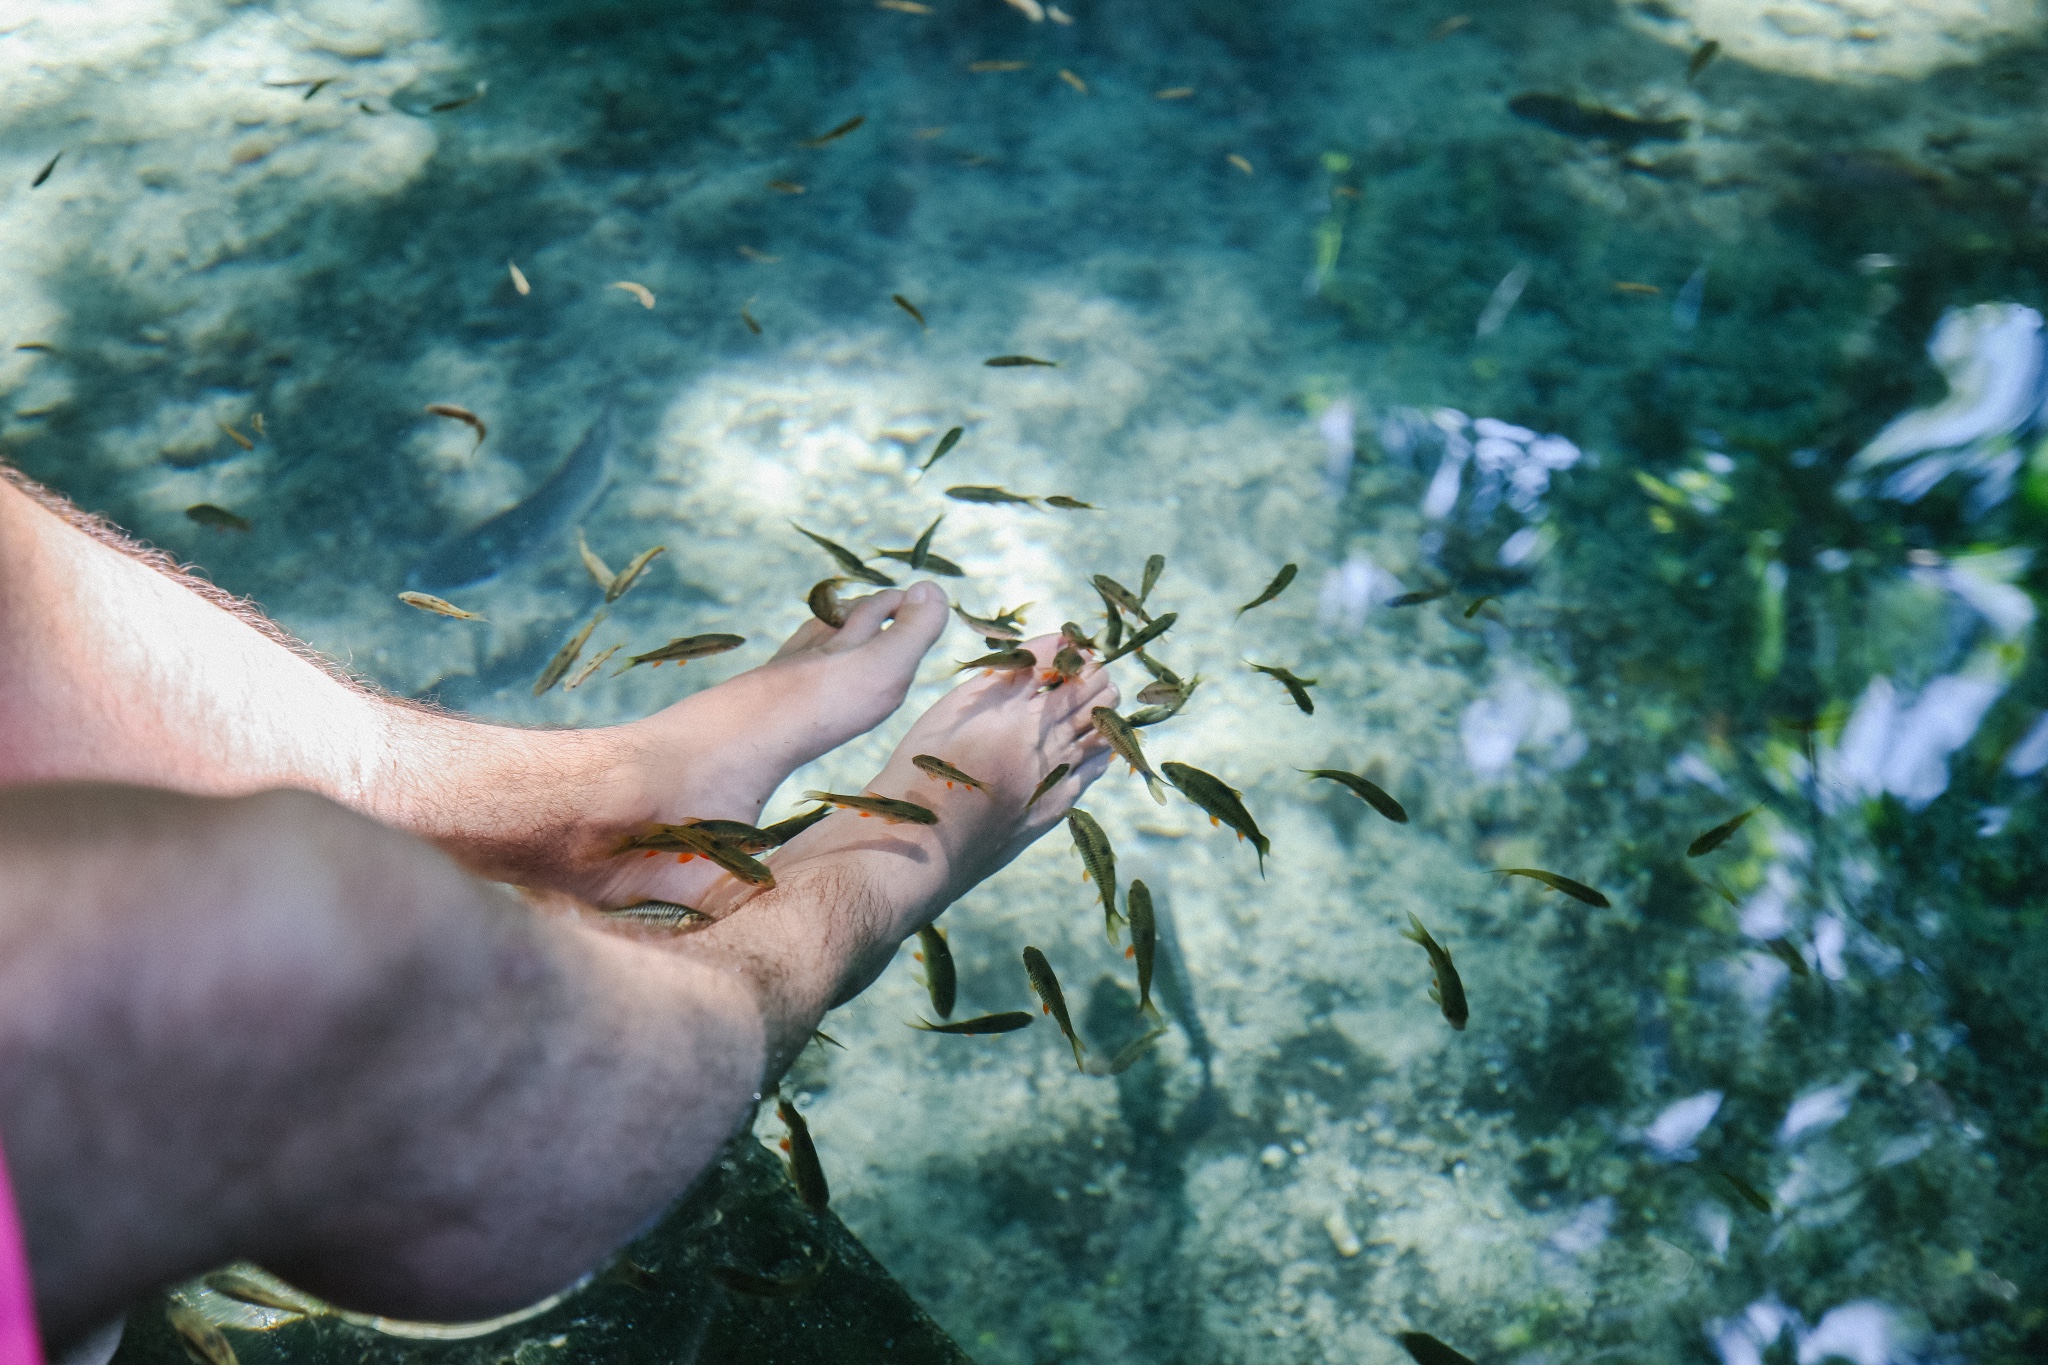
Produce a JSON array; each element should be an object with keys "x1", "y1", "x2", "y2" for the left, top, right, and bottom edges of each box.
[{"x1": 0, "y1": 469, "x2": 947, "y2": 905}]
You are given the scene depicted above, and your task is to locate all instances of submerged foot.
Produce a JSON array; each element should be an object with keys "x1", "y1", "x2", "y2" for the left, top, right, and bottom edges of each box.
[{"x1": 573, "y1": 582, "x2": 951, "y2": 906}]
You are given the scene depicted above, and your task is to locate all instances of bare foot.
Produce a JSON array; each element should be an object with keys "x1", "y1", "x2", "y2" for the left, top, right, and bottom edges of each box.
[
  {"x1": 569, "y1": 582, "x2": 951, "y2": 906},
  {"x1": 706, "y1": 634, "x2": 1119, "y2": 997}
]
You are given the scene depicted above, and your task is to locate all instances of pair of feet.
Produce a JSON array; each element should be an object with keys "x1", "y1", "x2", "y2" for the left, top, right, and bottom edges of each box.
[{"x1": 563, "y1": 581, "x2": 1117, "y2": 937}]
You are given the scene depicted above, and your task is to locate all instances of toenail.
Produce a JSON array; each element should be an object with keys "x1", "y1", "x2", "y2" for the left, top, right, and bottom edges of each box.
[{"x1": 907, "y1": 581, "x2": 942, "y2": 605}]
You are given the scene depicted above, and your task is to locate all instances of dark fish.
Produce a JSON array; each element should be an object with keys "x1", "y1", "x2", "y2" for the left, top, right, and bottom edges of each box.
[
  {"x1": 1494, "y1": 867, "x2": 1609, "y2": 907},
  {"x1": 911, "y1": 1011, "x2": 1034, "y2": 1034},
  {"x1": 794, "y1": 523, "x2": 896, "y2": 586},
  {"x1": 303, "y1": 78, "x2": 333, "y2": 100},
  {"x1": 1091, "y1": 707, "x2": 1168, "y2": 804},
  {"x1": 1023, "y1": 946, "x2": 1086, "y2": 1070},
  {"x1": 1764, "y1": 937, "x2": 1810, "y2": 977},
  {"x1": 708, "y1": 1259, "x2": 826, "y2": 1298},
  {"x1": 1102, "y1": 610, "x2": 1177, "y2": 664},
  {"x1": 1687, "y1": 38, "x2": 1721, "y2": 82},
  {"x1": 954, "y1": 602, "x2": 1029, "y2": 639},
  {"x1": 909, "y1": 514, "x2": 942, "y2": 571},
  {"x1": 1248, "y1": 661, "x2": 1318, "y2": 714},
  {"x1": 776, "y1": 1098, "x2": 830, "y2": 1209},
  {"x1": 1045, "y1": 496, "x2": 1099, "y2": 510},
  {"x1": 619, "y1": 824, "x2": 776, "y2": 886},
  {"x1": 913, "y1": 754, "x2": 989, "y2": 791},
  {"x1": 1398, "y1": 1332, "x2": 1478, "y2": 1365},
  {"x1": 606, "y1": 545, "x2": 665, "y2": 602},
  {"x1": 955, "y1": 647, "x2": 1038, "y2": 673},
  {"x1": 1059, "y1": 621, "x2": 1098, "y2": 653},
  {"x1": 893, "y1": 293, "x2": 928, "y2": 328},
  {"x1": 615, "y1": 633, "x2": 745, "y2": 672},
  {"x1": 534, "y1": 610, "x2": 606, "y2": 696},
  {"x1": 808, "y1": 578, "x2": 848, "y2": 627},
  {"x1": 1096, "y1": 582, "x2": 1126, "y2": 651},
  {"x1": 946, "y1": 485, "x2": 1038, "y2": 506},
  {"x1": 767, "y1": 179, "x2": 806, "y2": 194},
  {"x1": 424, "y1": 402, "x2": 486, "y2": 448},
  {"x1": 1161, "y1": 761, "x2": 1269, "y2": 874},
  {"x1": 758, "y1": 805, "x2": 834, "y2": 846},
  {"x1": 1142, "y1": 881, "x2": 1218, "y2": 1125},
  {"x1": 1508, "y1": 92, "x2": 1689, "y2": 143},
  {"x1": 740, "y1": 302, "x2": 762, "y2": 335},
  {"x1": 1402, "y1": 913, "x2": 1468, "y2": 1030},
  {"x1": 185, "y1": 503, "x2": 251, "y2": 532},
  {"x1": 1687, "y1": 804, "x2": 1761, "y2": 857},
  {"x1": 1093, "y1": 573, "x2": 1152, "y2": 624},
  {"x1": 602, "y1": 900, "x2": 711, "y2": 930},
  {"x1": 408, "y1": 407, "x2": 617, "y2": 593},
  {"x1": 1236, "y1": 563, "x2": 1297, "y2": 616},
  {"x1": 1139, "y1": 554, "x2": 1166, "y2": 605},
  {"x1": 1067, "y1": 809, "x2": 1121, "y2": 936},
  {"x1": 1301, "y1": 768, "x2": 1407, "y2": 823},
  {"x1": 1463, "y1": 594, "x2": 1499, "y2": 619},
  {"x1": 874, "y1": 547, "x2": 963, "y2": 575},
  {"x1": 1127, "y1": 879, "x2": 1159, "y2": 1016},
  {"x1": 915, "y1": 924, "x2": 956, "y2": 1017},
  {"x1": 1043, "y1": 644, "x2": 1087, "y2": 689},
  {"x1": 683, "y1": 819, "x2": 776, "y2": 852},
  {"x1": 1388, "y1": 586, "x2": 1451, "y2": 607},
  {"x1": 984, "y1": 354, "x2": 1057, "y2": 367},
  {"x1": 810, "y1": 1029, "x2": 845, "y2": 1050},
  {"x1": 799, "y1": 114, "x2": 866, "y2": 147},
  {"x1": 1717, "y1": 1168, "x2": 1772, "y2": 1214},
  {"x1": 31, "y1": 150, "x2": 60, "y2": 188},
  {"x1": 921, "y1": 424, "x2": 964, "y2": 471},
  {"x1": 1026, "y1": 762, "x2": 1071, "y2": 810},
  {"x1": 803, "y1": 789, "x2": 939, "y2": 824},
  {"x1": 1085, "y1": 1024, "x2": 1168, "y2": 1076}
]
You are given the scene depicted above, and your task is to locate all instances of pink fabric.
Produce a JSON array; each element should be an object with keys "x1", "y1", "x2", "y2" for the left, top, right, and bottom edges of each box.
[{"x1": 0, "y1": 1135, "x2": 44, "y2": 1365}]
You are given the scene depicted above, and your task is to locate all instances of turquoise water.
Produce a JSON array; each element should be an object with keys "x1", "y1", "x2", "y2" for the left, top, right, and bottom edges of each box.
[{"x1": 9, "y1": 1, "x2": 2048, "y2": 1361}]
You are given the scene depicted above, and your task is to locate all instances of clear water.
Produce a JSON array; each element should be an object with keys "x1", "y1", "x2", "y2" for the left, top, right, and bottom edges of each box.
[{"x1": 9, "y1": 1, "x2": 2048, "y2": 1362}]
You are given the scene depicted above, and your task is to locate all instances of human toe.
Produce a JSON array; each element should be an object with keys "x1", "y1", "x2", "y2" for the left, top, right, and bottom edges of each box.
[
  {"x1": 853, "y1": 580, "x2": 949, "y2": 664},
  {"x1": 830, "y1": 588, "x2": 908, "y2": 646}
]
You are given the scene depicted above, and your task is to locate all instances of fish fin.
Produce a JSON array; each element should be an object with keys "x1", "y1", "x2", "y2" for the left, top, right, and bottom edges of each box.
[
  {"x1": 1145, "y1": 775, "x2": 1167, "y2": 805},
  {"x1": 1125, "y1": 945, "x2": 1135, "y2": 959}
]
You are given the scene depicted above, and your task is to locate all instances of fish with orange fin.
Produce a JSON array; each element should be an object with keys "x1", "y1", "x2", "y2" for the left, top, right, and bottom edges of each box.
[
  {"x1": 803, "y1": 790, "x2": 939, "y2": 824},
  {"x1": 912, "y1": 755, "x2": 989, "y2": 793}
]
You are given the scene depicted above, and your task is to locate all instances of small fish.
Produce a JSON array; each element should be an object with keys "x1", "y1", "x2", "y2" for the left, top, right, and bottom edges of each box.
[
  {"x1": 913, "y1": 754, "x2": 990, "y2": 792},
  {"x1": 955, "y1": 647, "x2": 1038, "y2": 673},
  {"x1": 533, "y1": 610, "x2": 606, "y2": 696},
  {"x1": 908, "y1": 514, "x2": 942, "y2": 571},
  {"x1": 1161, "y1": 761, "x2": 1270, "y2": 874},
  {"x1": 1612, "y1": 281, "x2": 1662, "y2": 296},
  {"x1": 878, "y1": 0, "x2": 932, "y2": 11},
  {"x1": 808, "y1": 577, "x2": 849, "y2": 627},
  {"x1": 398, "y1": 591, "x2": 485, "y2": 621},
  {"x1": 31, "y1": 151, "x2": 60, "y2": 188},
  {"x1": 1003, "y1": 0, "x2": 1044, "y2": 18},
  {"x1": 423, "y1": 402, "x2": 486, "y2": 450},
  {"x1": 915, "y1": 924, "x2": 956, "y2": 1017},
  {"x1": 250, "y1": 413, "x2": 265, "y2": 436},
  {"x1": 203, "y1": 1268, "x2": 318, "y2": 1315},
  {"x1": 1042, "y1": 645, "x2": 1087, "y2": 689},
  {"x1": 610, "y1": 280, "x2": 656, "y2": 308},
  {"x1": 1139, "y1": 554, "x2": 1166, "y2": 604},
  {"x1": 1494, "y1": 867, "x2": 1610, "y2": 908},
  {"x1": 1101, "y1": 610, "x2": 1177, "y2": 664},
  {"x1": 185, "y1": 503, "x2": 251, "y2": 533},
  {"x1": 1091, "y1": 707, "x2": 1168, "y2": 804},
  {"x1": 1687, "y1": 804, "x2": 1762, "y2": 858},
  {"x1": 1026, "y1": 762, "x2": 1071, "y2": 810},
  {"x1": 892, "y1": 293, "x2": 928, "y2": 328},
  {"x1": 1402, "y1": 913, "x2": 1468, "y2": 1030},
  {"x1": 166, "y1": 1304, "x2": 238, "y2": 1365},
  {"x1": 508, "y1": 260, "x2": 531, "y2": 295},
  {"x1": 1387, "y1": 586, "x2": 1452, "y2": 607},
  {"x1": 1059, "y1": 68, "x2": 1088, "y2": 94},
  {"x1": 1717, "y1": 1168, "x2": 1772, "y2": 1215},
  {"x1": 737, "y1": 245, "x2": 781, "y2": 262},
  {"x1": 1236, "y1": 563, "x2": 1298, "y2": 616},
  {"x1": 803, "y1": 790, "x2": 939, "y2": 824},
  {"x1": 954, "y1": 601, "x2": 1031, "y2": 636},
  {"x1": 1429, "y1": 14, "x2": 1473, "y2": 38},
  {"x1": 606, "y1": 545, "x2": 666, "y2": 603},
  {"x1": 1059, "y1": 620, "x2": 1098, "y2": 653},
  {"x1": 708, "y1": 1259, "x2": 827, "y2": 1298},
  {"x1": 1067, "y1": 809, "x2": 1122, "y2": 935},
  {"x1": 1154, "y1": 86, "x2": 1195, "y2": 99},
  {"x1": 1086, "y1": 1024, "x2": 1168, "y2": 1075},
  {"x1": 564, "y1": 643, "x2": 622, "y2": 690},
  {"x1": 1764, "y1": 937, "x2": 1811, "y2": 978},
  {"x1": 911, "y1": 1011, "x2": 1034, "y2": 1034},
  {"x1": 619, "y1": 824, "x2": 777, "y2": 886},
  {"x1": 1301, "y1": 768, "x2": 1407, "y2": 823},
  {"x1": 616, "y1": 633, "x2": 745, "y2": 672},
  {"x1": 799, "y1": 114, "x2": 865, "y2": 147},
  {"x1": 1508, "y1": 92, "x2": 1688, "y2": 144},
  {"x1": 946, "y1": 484, "x2": 1039, "y2": 505},
  {"x1": 1097, "y1": 583, "x2": 1126, "y2": 651},
  {"x1": 740, "y1": 302, "x2": 762, "y2": 335},
  {"x1": 921, "y1": 424, "x2": 964, "y2": 471},
  {"x1": 1023, "y1": 946, "x2": 1086, "y2": 1069},
  {"x1": 1045, "y1": 495, "x2": 1099, "y2": 510},
  {"x1": 969, "y1": 60, "x2": 1031, "y2": 72},
  {"x1": 683, "y1": 819, "x2": 776, "y2": 852},
  {"x1": 758, "y1": 805, "x2": 834, "y2": 846},
  {"x1": 1687, "y1": 38, "x2": 1721, "y2": 82},
  {"x1": 602, "y1": 900, "x2": 711, "y2": 929},
  {"x1": 428, "y1": 84, "x2": 488, "y2": 113},
  {"x1": 1397, "y1": 1332, "x2": 1478, "y2": 1365},
  {"x1": 767, "y1": 179, "x2": 806, "y2": 194},
  {"x1": 811, "y1": 1029, "x2": 846, "y2": 1050},
  {"x1": 794, "y1": 523, "x2": 897, "y2": 586},
  {"x1": 217, "y1": 419, "x2": 255, "y2": 451},
  {"x1": 1126, "y1": 879, "x2": 1159, "y2": 1016},
  {"x1": 12, "y1": 342, "x2": 52, "y2": 353},
  {"x1": 983, "y1": 354, "x2": 1057, "y2": 367},
  {"x1": 1227, "y1": 153, "x2": 1254, "y2": 174},
  {"x1": 1463, "y1": 594, "x2": 1499, "y2": 619},
  {"x1": 1093, "y1": 574, "x2": 1152, "y2": 624},
  {"x1": 1247, "y1": 661, "x2": 1317, "y2": 714},
  {"x1": 776, "y1": 1098, "x2": 830, "y2": 1210},
  {"x1": 1136, "y1": 679, "x2": 1185, "y2": 706}
]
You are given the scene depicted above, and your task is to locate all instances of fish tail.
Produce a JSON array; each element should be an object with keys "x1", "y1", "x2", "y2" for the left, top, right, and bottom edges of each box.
[
  {"x1": 1144, "y1": 773, "x2": 1167, "y2": 805},
  {"x1": 1068, "y1": 1034, "x2": 1087, "y2": 1070}
]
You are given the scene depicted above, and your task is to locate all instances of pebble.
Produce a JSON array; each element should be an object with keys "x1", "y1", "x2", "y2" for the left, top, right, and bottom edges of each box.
[
  {"x1": 1260, "y1": 1144, "x2": 1288, "y2": 1168},
  {"x1": 1324, "y1": 1209, "x2": 1363, "y2": 1257}
]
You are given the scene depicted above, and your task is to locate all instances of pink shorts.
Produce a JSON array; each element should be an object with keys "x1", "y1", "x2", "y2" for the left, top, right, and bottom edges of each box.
[{"x1": 0, "y1": 1135, "x2": 43, "y2": 1365}]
